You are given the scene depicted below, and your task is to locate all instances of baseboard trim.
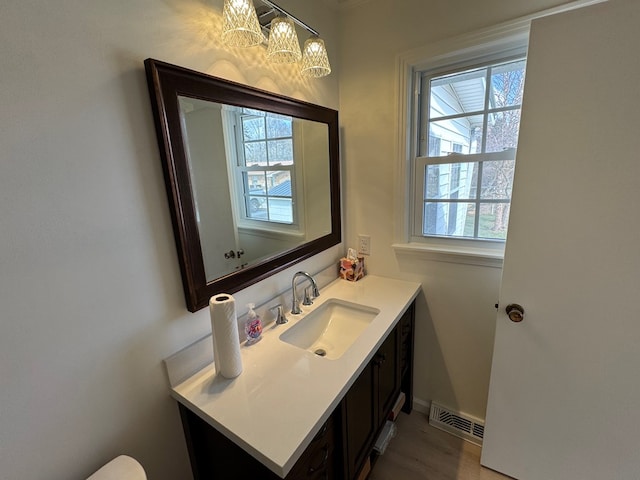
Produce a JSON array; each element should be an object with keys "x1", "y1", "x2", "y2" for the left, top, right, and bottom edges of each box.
[{"x1": 412, "y1": 397, "x2": 431, "y2": 414}]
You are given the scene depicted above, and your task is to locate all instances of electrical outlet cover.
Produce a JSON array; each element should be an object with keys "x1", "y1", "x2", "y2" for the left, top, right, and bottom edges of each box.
[{"x1": 358, "y1": 235, "x2": 371, "y2": 255}]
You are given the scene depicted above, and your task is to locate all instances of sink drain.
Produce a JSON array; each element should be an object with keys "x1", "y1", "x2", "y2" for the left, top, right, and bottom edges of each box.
[{"x1": 314, "y1": 348, "x2": 327, "y2": 357}]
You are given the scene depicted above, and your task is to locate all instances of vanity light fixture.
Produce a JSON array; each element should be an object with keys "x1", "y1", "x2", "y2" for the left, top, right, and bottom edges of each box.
[
  {"x1": 266, "y1": 16, "x2": 302, "y2": 64},
  {"x1": 221, "y1": 0, "x2": 265, "y2": 48},
  {"x1": 220, "y1": 0, "x2": 332, "y2": 78},
  {"x1": 301, "y1": 35, "x2": 331, "y2": 78}
]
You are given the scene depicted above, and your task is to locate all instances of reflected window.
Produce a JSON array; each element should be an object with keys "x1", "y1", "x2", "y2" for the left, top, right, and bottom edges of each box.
[{"x1": 235, "y1": 109, "x2": 297, "y2": 225}]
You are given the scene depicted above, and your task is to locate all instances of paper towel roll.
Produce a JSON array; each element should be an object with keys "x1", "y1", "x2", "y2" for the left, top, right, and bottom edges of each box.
[{"x1": 209, "y1": 294, "x2": 243, "y2": 379}]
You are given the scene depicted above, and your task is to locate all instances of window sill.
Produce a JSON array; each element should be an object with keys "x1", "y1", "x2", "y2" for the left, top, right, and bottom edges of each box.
[
  {"x1": 392, "y1": 242, "x2": 504, "y2": 268},
  {"x1": 238, "y1": 225, "x2": 304, "y2": 241}
]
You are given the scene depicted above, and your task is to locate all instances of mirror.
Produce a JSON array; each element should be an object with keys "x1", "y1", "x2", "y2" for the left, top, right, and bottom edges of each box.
[{"x1": 144, "y1": 59, "x2": 341, "y2": 312}]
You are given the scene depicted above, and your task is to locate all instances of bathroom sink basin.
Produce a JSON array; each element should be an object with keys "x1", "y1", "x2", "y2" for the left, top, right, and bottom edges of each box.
[{"x1": 280, "y1": 299, "x2": 380, "y2": 360}]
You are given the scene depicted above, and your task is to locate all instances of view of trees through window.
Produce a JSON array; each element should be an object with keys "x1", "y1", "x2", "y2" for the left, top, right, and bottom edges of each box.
[
  {"x1": 419, "y1": 58, "x2": 526, "y2": 240},
  {"x1": 239, "y1": 109, "x2": 295, "y2": 224}
]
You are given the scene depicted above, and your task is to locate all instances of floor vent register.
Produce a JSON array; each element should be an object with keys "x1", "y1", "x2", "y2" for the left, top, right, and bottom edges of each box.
[{"x1": 429, "y1": 402, "x2": 485, "y2": 446}]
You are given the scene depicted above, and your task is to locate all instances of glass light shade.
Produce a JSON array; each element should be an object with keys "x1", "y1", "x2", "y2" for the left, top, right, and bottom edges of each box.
[
  {"x1": 221, "y1": 0, "x2": 264, "y2": 48},
  {"x1": 301, "y1": 36, "x2": 331, "y2": 78},
  {"x1": 266, "y1": 16, "x2": 302, "y2": 64}
]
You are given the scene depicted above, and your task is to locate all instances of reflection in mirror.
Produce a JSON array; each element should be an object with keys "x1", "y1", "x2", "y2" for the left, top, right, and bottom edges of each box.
[
  {"x1": 144, "y1": 59, "x2": 341, "y2": 312},
  {"x1": 179, "y1": 97, "x2": 332, "y2": 282}
]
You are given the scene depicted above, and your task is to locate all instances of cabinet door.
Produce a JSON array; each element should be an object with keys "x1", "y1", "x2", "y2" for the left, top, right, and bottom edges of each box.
[
  {"x1": 376, "y1": 326, "x2": 400, "y2": 422},
  {"x1": 342, "y1": 361, "x2": 376, "y2": 479}
]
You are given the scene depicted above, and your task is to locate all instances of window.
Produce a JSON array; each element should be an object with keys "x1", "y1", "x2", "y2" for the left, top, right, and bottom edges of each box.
[
  {"x1": 413, "y1": 57, "x2": 526, "y2": 242},
  {"x1": 234, "y1": 108, "x2": 297, "y2": 225}
]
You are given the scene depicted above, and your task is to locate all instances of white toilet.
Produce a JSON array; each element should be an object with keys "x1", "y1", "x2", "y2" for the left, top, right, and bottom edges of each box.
[{"x1": 86, "y1": 455, "x2": 146, "y2": 480}]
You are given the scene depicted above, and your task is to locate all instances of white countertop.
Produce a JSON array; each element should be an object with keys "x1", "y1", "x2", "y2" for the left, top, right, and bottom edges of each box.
[{"x1": 169, "y1": 275, "x2": 421, "y2": 478}]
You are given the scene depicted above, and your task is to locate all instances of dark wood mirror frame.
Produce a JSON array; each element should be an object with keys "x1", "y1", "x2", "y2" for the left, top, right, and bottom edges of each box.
[{"x1": 144, "y1": 59, "x2": 341, "y2": 312}]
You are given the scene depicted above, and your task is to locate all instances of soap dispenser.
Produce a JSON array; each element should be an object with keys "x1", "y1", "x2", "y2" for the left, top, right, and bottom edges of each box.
[{"x1": 244, "y1": 303, "x2": 263, "y2": 345}]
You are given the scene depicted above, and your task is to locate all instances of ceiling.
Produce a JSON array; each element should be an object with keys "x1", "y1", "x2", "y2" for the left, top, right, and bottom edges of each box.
[{"x1": 323, "y1": 0, "x2": 373, "y2": 10}]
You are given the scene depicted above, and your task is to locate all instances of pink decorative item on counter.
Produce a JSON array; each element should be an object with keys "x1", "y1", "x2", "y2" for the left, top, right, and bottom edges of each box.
[{"x1": 339, "y1": 255, "x2": 364, "y2": 281}]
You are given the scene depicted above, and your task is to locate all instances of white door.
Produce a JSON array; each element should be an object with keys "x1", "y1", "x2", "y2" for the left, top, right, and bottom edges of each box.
[
  {"x1": 481, "y1": 1, "x2": 640, "y2": 478},
  {"x1": 180, "y1": 101, "x2": 241, "y2": 278}
]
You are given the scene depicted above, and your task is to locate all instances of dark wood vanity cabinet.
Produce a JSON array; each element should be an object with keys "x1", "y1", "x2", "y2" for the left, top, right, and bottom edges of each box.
[
  {"x1": 179, "y1": 404, "x2": 339, "y2": 480},
  {"x1": 341, "y1": 326, "x2": 399, "y2": 479},
  {"x1": 179, "y1": 301, "x2": 415, "y2": 480},
  {"x1": 286, "y1": 414, "x2": 338, "y2": 480},
  {"x1": 399, "y1": 301, "x2": 415, "y2": 414},
  {"x1": 341, "y1": 300, "x2": 416, "y2": 479}
]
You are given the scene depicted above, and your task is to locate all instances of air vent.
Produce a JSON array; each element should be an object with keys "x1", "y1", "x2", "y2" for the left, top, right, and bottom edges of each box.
[
  {"x1": 429, "y1": 402, "x2": 485, "y2": 446},
  {"x1": 472, "y1": 423, "x2": 485, "y2": 439}
]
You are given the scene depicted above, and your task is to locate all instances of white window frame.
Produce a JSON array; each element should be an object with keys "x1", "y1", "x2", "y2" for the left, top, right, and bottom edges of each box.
[
  {"x1": 393, "y1": 1, "x2": 606, "y2": 267},
  {"x1": 414, "y1": 55, "x2": 525, "y2": 242},
  {"x1": 400, "y1": 43, "x2": 528, "y2": 266}
]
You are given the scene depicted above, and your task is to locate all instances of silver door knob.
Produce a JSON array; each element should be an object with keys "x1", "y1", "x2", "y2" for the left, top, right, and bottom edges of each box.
[{"x1": 505, "y1": 304, "x2": 525, "y2": 322}]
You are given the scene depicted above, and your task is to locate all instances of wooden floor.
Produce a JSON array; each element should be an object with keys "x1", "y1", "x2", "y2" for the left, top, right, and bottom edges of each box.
[{"x1": 369, "y1": 411, "x2": 512, "y2": 480}]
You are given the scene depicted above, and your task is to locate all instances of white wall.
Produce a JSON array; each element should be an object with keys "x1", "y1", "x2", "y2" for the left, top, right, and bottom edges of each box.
[
  {"x1": 0, "y1": 1, "x2": 339, "y2": 479},
  {"x1": 337, "y1": 0, "x2": 581, "y2": 419}
]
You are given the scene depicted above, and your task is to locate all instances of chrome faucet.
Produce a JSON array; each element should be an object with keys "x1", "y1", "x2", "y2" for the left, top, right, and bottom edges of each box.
[{"x1": 291, "y1": 271, "x2": 320, "y2": 314}]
